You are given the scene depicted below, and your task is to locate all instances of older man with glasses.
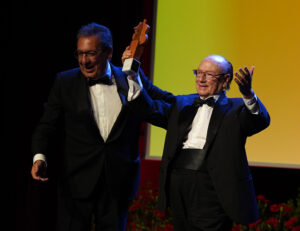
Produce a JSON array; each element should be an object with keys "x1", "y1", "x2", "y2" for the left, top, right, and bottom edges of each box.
[{"x1": 126, "y1": 54, "x2": 270, "y2": 231}]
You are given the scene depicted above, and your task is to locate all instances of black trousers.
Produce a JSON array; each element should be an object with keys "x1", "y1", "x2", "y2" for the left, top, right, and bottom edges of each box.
[
  {"x1": 169, "y1": 168, "x2": 232, "y2": 231},
  {"x1": 56, "y1": 178, "x2": 130, "y2": 231}
]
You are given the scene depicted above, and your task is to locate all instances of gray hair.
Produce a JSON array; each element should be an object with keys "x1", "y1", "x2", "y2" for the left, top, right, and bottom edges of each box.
[{"x1": 77, "y1": 23, "x2": 113, "y2": 52}]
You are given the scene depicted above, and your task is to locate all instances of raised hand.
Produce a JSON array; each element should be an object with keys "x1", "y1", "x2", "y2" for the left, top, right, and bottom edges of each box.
[
  {"x1": 234, "y1": 66, "x2": 255, "y2": 99},
  {"x1": 122, "y1": 46, "x2": 132, "y2": 64},
  {"x1": 31, "y1": 160, "x2": 48, "y2": 182}
]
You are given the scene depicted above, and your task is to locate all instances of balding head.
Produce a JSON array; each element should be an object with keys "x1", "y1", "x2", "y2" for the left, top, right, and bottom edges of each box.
[
  {"x1": 203, "y1": 55, "x2": 233, "y2": 90},
  {"x1": 195, "y1": 55, "x2": 233, "y2": 98}
]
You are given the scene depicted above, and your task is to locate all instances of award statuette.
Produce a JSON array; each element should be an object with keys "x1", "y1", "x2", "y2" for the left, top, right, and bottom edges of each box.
[{"x1": 122, "y1": 19, "x2": 150, "y2": 76}]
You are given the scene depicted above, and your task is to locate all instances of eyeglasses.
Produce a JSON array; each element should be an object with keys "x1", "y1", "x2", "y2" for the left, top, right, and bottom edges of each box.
[
  {"x1": 74, "y1": 50, "x2": 101, "y2": 59},
  {"x1": 193, "y1": 69, "x2": 225, "y2": 80}
]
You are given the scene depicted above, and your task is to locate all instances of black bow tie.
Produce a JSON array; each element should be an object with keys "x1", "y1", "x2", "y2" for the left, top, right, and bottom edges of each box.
[
  {"x1": 194, "y1": 97, "x2": 215, "y2": 107},
  {"x1": 88, "y1": 76, "x2": 112, "y2": 86}
]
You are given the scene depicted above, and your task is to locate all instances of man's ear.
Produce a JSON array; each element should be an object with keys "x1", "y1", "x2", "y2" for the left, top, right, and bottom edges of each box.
[
  {"x1": 107, "y1": 48, "x2": 113, "y2": 61},
  {"x1": 223, "y1": 74, "x2": 231, "y2": 89}
]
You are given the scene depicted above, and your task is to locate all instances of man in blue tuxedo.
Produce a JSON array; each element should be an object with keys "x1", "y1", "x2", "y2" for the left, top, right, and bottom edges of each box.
[
  {"x1": 30, "y1": 23, "x2": 173, "y2": 231},
  {"x1": 127, "y1": 54, "x2": 270, "y2": 231}
]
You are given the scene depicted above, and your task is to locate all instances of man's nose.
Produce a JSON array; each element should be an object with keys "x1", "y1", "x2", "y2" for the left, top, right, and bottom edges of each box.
[
  {"x1": 80, "y1": 55, "x2": 90, "y2": 64},
  {"x1": 197, "y1": 75, "x2": 206, "y2": 82}
]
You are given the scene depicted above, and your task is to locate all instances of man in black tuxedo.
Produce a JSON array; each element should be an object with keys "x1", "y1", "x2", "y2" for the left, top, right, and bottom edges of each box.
[
  {"x1": 30, "y1": 23, "x2": 173, "y2": 231},
  {"x1": 127, "y1": 54, "x2": 270, "y2": 231}
]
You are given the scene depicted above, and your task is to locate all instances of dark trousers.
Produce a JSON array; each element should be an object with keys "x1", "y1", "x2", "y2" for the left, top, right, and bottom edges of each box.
[
  {"x1": 56, "y1": 179, "x2": 129, "y2": 231},
  {"x1": 169, "y1": 168, "x2": 232, "y2": 231}
]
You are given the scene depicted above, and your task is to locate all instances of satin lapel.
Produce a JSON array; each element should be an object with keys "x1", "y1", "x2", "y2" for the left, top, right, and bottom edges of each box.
[
  {"x1": 77, "y1": 71, "x2": 104, "y2": 142},
  {"x1": 112, "y1": 64, "x2": 128, "y2": 105},
  {"x1": 204, "y1": 93, "x2": 231, "y2": 150},
  {"x1": 177, "y1": 95, "x2": 199, "y2": 145},
  {"x1": 76, "y1": 71, "x2": 90, "y2": 113},
  {"x1": 106, "y1": 64, "x2": 130, "y2": 142}
]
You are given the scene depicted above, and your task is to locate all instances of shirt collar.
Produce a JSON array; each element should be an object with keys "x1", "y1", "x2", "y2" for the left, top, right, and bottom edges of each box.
[
  {"x1": 199, "y1": 90, "x2": 227, "y2": 102},
  {"x1": 200, "y1": 94, "x2": 220, "y2": 101}
]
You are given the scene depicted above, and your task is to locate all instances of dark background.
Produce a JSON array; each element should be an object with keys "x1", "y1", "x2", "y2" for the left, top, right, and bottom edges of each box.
[
  {"x1": 4, "y1": 2, "x2": 299, "y2": 231},
  {"x1": 6, "y1": 2, "x2": 154, "y2": 231}
]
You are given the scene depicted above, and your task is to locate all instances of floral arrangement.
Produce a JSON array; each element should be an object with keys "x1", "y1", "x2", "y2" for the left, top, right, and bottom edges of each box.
[
  {"x1": 126, "y1": 182, "x2": 300, "y2": 231},
  {"x1": 126, "y1": 181, "x2": 173, "y2": 231},
  {"x1": 232, "y1": 189, "x2": 300, "y2": 231}
]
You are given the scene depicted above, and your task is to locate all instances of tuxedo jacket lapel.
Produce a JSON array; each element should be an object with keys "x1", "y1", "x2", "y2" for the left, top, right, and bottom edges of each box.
[
  {"x1": 175, "y1": 93, "x2": 231, "y2": 153},
  {"x1": 76, "y1": 71, "x2": 105, "y2": 142},
  {"x1": 76, "y1": 71, "x2": 91, "y2": 114},
  {"x1": 177, "y1": 95, "x2": 199, "y2": 146},
  {"x1": 113, "y1": 64, "x2": 128, "y2": 105},
  {"x1": 76, "y1": 65, "x2": 130, "y2": 143},
  {"x1": 106, "y1": 65, "x2": 130, "y2": 142},
  {"x1": 204, "y1": 93, "x2": 231, "y2": 150}
]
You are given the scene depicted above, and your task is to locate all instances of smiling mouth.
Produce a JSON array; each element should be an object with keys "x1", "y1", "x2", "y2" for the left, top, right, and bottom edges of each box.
[{"x1": 84, "y1": 66, "x2": 95, "y2": 72}]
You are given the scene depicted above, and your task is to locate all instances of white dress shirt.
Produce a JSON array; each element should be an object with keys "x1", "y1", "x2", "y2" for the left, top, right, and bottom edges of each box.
[
  {"x1": 182, "y1": 95, "x2": 219, "y2": 149},
  {"x1": 34, "y1": 62, "x2": 138, "y2": 164},
  {"x1": 182, "y1": 95, "x2": 258, "y2": 149},
  {"x1": 89, "y1": 62, "x2": 121, "y2": 142},
  {"x1": 127, "y1": 76, "x2": 259, "y2": 150}
]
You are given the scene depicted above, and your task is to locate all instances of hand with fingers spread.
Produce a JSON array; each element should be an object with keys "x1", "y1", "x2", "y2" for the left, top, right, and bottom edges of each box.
[
  {"x1": 234, "y1": 66, "x2": 255, "y2": 99},
  {"x1": 31, "y1": 160, "x2": 48, "y2": 182}
]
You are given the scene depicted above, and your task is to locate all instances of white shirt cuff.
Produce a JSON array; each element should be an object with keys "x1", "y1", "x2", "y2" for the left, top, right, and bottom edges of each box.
[
  {"x1": 33, "y1": 154, "x2": 47, "y2": 165},
  {"x1": 127, "y1": 74, "x2": 143, "y2": 101},
  {"x1": 243, "y1": 94, "x2": 259, "y2": 114}
]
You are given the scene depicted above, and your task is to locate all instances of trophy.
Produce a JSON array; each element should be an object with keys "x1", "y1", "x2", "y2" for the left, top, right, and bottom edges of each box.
[{"x1": 122, "y1": 19, "x2": 150, "y2": 76}]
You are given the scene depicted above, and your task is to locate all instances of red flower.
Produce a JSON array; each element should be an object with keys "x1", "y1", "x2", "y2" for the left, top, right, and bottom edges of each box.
[
  {"x1": 129, "y1": 201, "x2": 142, "y2": 211},
  {"x1": 232, "y1": 224, "x2": 242, "y2": 231},
  {"x1": 163, "y1": 224, "x2": 174, "y2": 231},
  {"x1": 266, "y1": 217, "x2": 279, "y2": 228},
  {"x1": 257, "y1": 195, "x2": 266, "y2": 200},
  {"x1": 285, "y1": 217, "x2": 298, "y2": 229},
  {"x1": 257, "y1": 194, "x2": 270, "y2": 204},
  {"x1": 249, "y1": 219, "x2": 262, "y2": 228},
  {"x1": 140, "y1": 190, "x2": 152, "y2": 200},
  {"x1": 292, "y1": 226, "x2": 300, "y2": 231},
  {"x1": 130, "y1": 221, "x2": 136, "y2": 229},
  {"x1": 270, "y1": 204, "x2": 280, "y2": 212},
  {"x1": 279, "y1": 203, "x2": 292, "y2": 213},
  {"x1": 153, "y1": 209, "x2": 166, "y2": 218}
]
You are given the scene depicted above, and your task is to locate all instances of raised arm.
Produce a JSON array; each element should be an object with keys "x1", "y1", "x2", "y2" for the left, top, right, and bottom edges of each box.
[
  {"x1": 129, "y1": 87, "x2": 173, "y2": 130},
  {"x1": 122, "y1": 46, "x2": 175, "y2": 104},
  {"x1": 234, "y1": 66, "x2": 270, "y2": 136}
]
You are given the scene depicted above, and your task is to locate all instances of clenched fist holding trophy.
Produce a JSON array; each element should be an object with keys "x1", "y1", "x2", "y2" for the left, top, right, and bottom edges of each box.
[{"x1": 122, "y1": 19, "x2": 150, "y2": 76}]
